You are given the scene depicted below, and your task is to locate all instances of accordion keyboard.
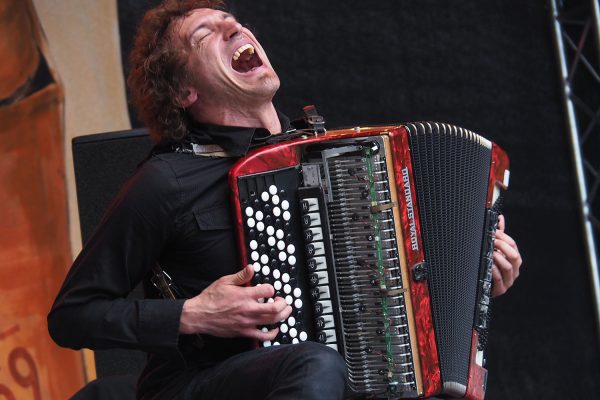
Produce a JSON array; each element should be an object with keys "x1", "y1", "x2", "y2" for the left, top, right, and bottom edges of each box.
[{"x1": 237, "y1": 167, "x2": 340, "y2": 350}]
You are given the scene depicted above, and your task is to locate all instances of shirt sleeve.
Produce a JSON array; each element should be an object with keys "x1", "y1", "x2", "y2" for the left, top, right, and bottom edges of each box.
[{"x1": 47, "y1": 159, "x2": 185, "y2": 356}]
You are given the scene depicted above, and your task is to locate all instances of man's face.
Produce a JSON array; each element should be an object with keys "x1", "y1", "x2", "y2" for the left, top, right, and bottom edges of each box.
[{"x1": 175, "y1": 8, "x2": 280, "y2": 108}]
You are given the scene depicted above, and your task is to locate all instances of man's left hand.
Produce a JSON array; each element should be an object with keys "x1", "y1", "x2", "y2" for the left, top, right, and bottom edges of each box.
[{"x1": 491, "y1": 215, "x2": 522, "y2": 297}]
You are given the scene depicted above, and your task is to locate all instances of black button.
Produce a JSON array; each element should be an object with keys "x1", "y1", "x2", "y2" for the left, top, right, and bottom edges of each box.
[
  {"x1": 309, "y1": 273, "x2": 319, "y2": 286},
  {"x1": 304, "y1": 230, "x2": 314, "y2": 242},
  {"x1": 316, "y1": 317, "x2": 325, "y2": 330},
  {"x1": 308, "y1": 258, "x2": 317, "y2": 271},
  {"x1": 314, "y1": 302, "x2": 323, "y2": 315},
  {"x1": 301, "y1": 200, "x2": 310, "y2": 213},
  {"x1": 311, "y1": 287, "x2": 320, "y2": 300},
  {"x1": 302, "y1": 215, "x2": 312, "y2": 227},
  {"x1": 317, "y1": 331, "x2": 327, "y2": 343}
]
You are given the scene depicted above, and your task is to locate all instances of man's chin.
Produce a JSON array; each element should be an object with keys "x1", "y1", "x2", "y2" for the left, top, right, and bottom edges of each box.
[{"x1": 237, "y1": 73, "x2": 280, "y2": 99}]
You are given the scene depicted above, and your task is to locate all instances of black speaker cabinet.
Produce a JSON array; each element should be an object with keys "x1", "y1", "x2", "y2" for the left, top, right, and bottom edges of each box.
[{"x1": 72, "y1": 128, "x2": 153, "y2": 378}]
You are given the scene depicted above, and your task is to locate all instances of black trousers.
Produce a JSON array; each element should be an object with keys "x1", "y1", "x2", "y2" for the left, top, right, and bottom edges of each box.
[{"x1": 178, "y1": 342, "x2": 348, "y2": 400}]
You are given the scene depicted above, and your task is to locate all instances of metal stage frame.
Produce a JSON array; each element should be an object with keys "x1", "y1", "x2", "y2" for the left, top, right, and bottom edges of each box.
[{"x1": 551, "y1": 0, "x2": 600, "y2": 342}]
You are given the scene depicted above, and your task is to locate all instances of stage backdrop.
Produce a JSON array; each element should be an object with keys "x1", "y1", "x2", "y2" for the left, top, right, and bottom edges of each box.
[{"x1": 15, "y1": 0, "x2": 595, "y2": 398}]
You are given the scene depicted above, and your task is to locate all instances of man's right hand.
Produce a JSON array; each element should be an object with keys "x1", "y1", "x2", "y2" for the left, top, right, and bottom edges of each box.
[{"x1": 179, "y1": 264, "x2": 292, "y2": 341}]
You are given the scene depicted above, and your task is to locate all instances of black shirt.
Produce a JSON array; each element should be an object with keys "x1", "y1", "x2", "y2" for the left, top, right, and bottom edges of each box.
[{"x1": 48, "y1": 114, "x2": 294, "y2": 399}]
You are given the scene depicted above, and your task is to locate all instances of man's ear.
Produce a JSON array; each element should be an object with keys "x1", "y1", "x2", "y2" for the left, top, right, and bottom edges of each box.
[{"x1": 178, "y1": 87, "x2": 198, "y2": 108}]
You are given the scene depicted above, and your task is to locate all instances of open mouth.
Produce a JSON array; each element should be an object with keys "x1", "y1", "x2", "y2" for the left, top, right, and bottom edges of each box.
[{"x1": 231, "y1": 44, "x2": 263, "y2": 73}]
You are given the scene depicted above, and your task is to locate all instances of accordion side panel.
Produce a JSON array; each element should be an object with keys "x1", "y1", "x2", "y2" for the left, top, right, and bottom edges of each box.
[
  {"x1": 382, "y1": 135, "x2": 424, "y2": 396},
  {"x1": 465, "y1": 143, "x2": 509, "y2": 399},
  {"x1": 465, "y1": 331, "x2": 486, "y2": 400},
  {"x1": 487, "y1": 143, "x2": 510, "y2": 207},
  {"x1": 389, "y1": 128, "x2": 441, "y2": 397}
]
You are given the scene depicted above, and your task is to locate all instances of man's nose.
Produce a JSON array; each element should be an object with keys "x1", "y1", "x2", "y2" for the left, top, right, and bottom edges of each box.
[{"x1": 220, "y1": 19, "x2": 242, "y2": 40}]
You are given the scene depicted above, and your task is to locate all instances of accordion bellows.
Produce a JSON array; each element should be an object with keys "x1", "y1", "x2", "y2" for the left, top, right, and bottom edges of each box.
[{"x1": 229, "y1": 123, "x2": 510, "y2": 399}]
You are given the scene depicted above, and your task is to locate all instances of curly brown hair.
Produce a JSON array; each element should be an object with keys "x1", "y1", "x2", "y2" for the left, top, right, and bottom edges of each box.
[{"x1": 128, "y1": 0, "x2": 225, "y2": 143}]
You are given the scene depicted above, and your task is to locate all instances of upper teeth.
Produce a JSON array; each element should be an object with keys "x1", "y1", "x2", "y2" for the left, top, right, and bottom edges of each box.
[{"x1": 233, "y1": 44, "x2": 255, "y2": 61}]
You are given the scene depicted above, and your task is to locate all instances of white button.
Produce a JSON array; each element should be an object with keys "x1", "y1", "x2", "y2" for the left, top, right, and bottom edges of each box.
[
  {"x1": 292, "y1": 338, "x2": 299, "y2": 344},
  {"x1": 289, "y1": 328, "x2": 298, "y2": 338},
  {"x1": 282, "y1": 273, "x2": 290, "y2": 283},
  {"x1": 276, "y1": 229, "x2": 284, "y2": 239},
  {"x1": 266, "y1": 225, "x2": 275, "y2": 236},
  {"x1": 281, "y1": 200, "x2": 290, "y2": 210},
  {"x1": 294, "y1": 299, "x2": 303, "y2": 309},
  {"x1": 261, "y1": 327, "x2": 268, "y2": 333},
  {"x1": 285, "y1": 296, "x2": 293, "y2": 305},
  {"x1": 257, "y1": 297, "x2": 265, "y2": 303},
  {"x1": 287, "y1": 244, "x2": 295, "y2": 254},
  {"x1": 250, "y1": 240, "x2": 258, "y2": 250},
  {"x1": 299, "y1": 331, "x2": 308, "y2": 341},
  {"x1": 251, "y1": 251, "x2": 259, "y2": 261},
  {"x1": 273, "y1": 207, "x2": 281, "y2": 217},
  {"x1": 277, "y1": 240, "x2": 285, "y2": 251},
  {"x1": 245, "y1": 207, "x2": 254, "y2": 217},
  {"x1": 283, "y1": 211, "x2": 291, "y2": 221},
  {"x1": 261, "y1": 192, "x2": 269, "y2": 202},
  {"x1": 293, "y1": 288, "x2": 302, "y2": 297},
  {"x1": 273, "y1": 269, "x2": 281, "y2": 279},
  {"x1": 269, "y1": 185, "x2": 278, "y2": 195},
  {"x1": 255, "y1": 211, "x2": 264, "y2": 221},
  {"x1": 280, "y1": 323, "x2": 288, "y2": 334},
  {"x1": 284, "y1": 284, "x2": 291, "y2": 294},
  {"x1": 268, "y1": 237, "x2": 276, "y2": 246},
  {"x1": 274, "y1": 280, "x2": 282, "y2": 290},
  {"x1": 272, "y1": 195, "x2": 280, "y2": 205},
  {"x1": 273, "y1": 342, "x2": 280, "y2": 346},
  {"x1": 247, "y1": 218, "x2": 255, "y2": 228},
  {"x1": 288, "y1": 255, "x2": 297, "y2": 266},
  {"x1": 260, "y1": 254, "x2": 269, "y2": 264},
  {"x1": 267, "y1": 298, "x2": 274, "y2": 303},
  {"x1": 279, "y1": 251, "x2": 287, "y2": 262},
  {"x1": 253, "y1": 262, "x2": 261, "y2": 272},
  {"x1": 263, "y1": 340, "x2": 272, "y2": 347},
  {"x1": 257, "y1": 221, "x2": 265, "y2": 231},
  {"x1": 288, "y1": 316, "x2": 296, "y2": 326},
  {"x1": 261, "y1": 265, "x2": 270, "y2": 276}
]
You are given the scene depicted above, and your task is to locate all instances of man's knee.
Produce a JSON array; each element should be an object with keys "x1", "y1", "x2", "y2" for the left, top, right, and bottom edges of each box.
[{"x1": 296, "y1": 342, "x2": 347, "y2": 379}]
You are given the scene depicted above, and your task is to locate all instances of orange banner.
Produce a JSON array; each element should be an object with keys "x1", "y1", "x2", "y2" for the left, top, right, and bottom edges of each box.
[{"x1": 0, "y1": 0, "x2": 88, "y2": 398}]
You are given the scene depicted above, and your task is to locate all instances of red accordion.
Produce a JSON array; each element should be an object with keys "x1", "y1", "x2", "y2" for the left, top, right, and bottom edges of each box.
[{"x1": 229, "y1": 123, "x2": 509, "y2": 399}]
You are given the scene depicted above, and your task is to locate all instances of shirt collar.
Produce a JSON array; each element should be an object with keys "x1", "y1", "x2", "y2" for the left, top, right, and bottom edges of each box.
[{"x1": 187, "y1": 112, "x2": 292, "y2": 157}]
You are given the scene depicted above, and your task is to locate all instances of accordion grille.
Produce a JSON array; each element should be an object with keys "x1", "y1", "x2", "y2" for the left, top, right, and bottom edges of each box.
[{"x1": 406, "y1": 123, "x2": 491, "y2": 388}]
